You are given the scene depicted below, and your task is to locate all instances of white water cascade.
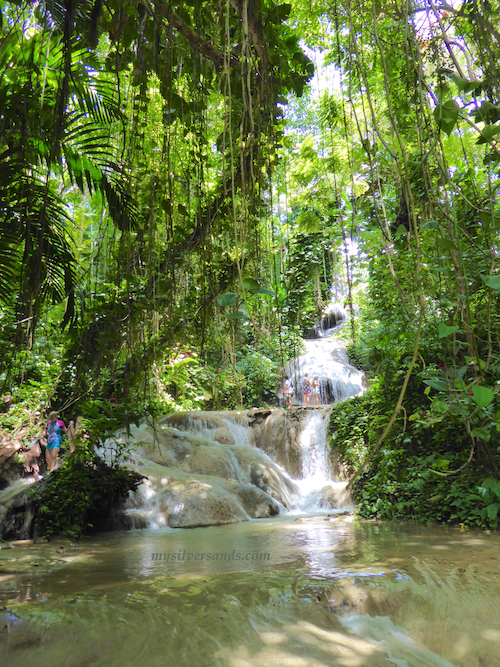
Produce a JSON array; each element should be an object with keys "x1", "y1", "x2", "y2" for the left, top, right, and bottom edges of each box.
[
  {"x1": 160, "y1": 408, "x2": 352, "y2": 514},
  {"x1": 138, "y1": 316, "x2": 364, "y2": 519},
  {"x1": 285, "y1": 338, "x2": 365, "y2": 406},
  {"x1": 279, "y1": 407, "x2": 351, "y2": 512},
  {"x1": 283, "y1": 303, "x2": 365, "y2": 407},
  {"x1": 0, "y1": 314, "x2": 360, "y2": 537}
]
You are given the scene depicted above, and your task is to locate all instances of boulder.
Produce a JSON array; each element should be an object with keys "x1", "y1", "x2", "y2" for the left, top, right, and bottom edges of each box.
[
  {"x1": 317, "y1": 482, "x2": 351, "y2": 509},
  {"x1": 123, "y1": 460, "x2": 280, "y2": 528},
  {"x1": 117, "y1": 423, "x2": 299, "y2": 512}
]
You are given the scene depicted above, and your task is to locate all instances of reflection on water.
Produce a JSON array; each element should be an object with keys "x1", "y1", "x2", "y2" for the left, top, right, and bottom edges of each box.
[{"x1": 1, "y1": 515, "x2": 500, "y2": 666}]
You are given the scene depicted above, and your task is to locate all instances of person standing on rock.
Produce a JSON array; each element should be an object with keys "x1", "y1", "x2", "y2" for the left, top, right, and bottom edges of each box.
[
  {"x1": 44, "y1": 411, "x2": 67, "y2": 472},
  {"x1": 311, "y1": 375, "x2": 320, "y2": 406},
  {"x1": 302, "y1": 373, "x2": 312, "y2": 406},
  {"x1": 283, "y1": 376, "x2": 294, "y2": 408}
]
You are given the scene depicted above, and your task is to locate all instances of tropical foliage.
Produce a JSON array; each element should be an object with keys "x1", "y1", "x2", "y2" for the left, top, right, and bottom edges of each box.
[{"x1": 1, "y1": 0, "x2": 500, "y2": 528}]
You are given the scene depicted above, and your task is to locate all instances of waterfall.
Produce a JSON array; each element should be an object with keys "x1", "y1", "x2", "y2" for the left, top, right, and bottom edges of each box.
[
  {"x1": 298, "y1": 411, "x2": 332, "y2": 484},
  {"x1": 159, "y1": 408, "x2": 351, "y2": 513},
  {"x1": 292, "y1": 409, "x2": 351, "y2": 511},
  {"x1": 282, "y1": 312, "x2": 360, "y2": 509},
  {"x1": 156, "y1": 322, "x2": 363, "y2": 516},
  {"x1": 222, "y1": 416, "x2": 252, "y2": 447},
  {"x1": 285, "y1": 339, "x2": 365, "y2": 406}
]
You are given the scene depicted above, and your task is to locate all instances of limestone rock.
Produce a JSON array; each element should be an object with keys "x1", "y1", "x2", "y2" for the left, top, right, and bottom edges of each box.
[
  {"x1": 118, "y1": 422, "x2": 299, "y2": 515},
  {"x1": 160, "y1": 478, "x2": 250, "y2": 528},
  {"x1": 178, "y1": 441, "x2": 238, "y2": 480},
  {"x1": 124, "y1": 460, "x2": 280, "y2": 528},
  {"x1": 317, "y1": 482, "x2": 351, "y2": 509}
]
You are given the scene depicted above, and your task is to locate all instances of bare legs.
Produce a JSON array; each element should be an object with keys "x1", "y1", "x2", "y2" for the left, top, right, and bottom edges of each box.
[{"x1": 45, "y1": 447, "x2": 59, "y2": 471}]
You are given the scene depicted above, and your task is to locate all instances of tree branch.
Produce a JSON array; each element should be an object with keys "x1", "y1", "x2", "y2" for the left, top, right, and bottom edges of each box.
[{"x1": 147, "y1": 0, "x2": 232, "y2": 70}]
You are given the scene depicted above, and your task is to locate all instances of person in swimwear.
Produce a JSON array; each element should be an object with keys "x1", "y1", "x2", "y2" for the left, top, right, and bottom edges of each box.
[
  {"x1": 44, "y1": 411, "x2": 67, "y2": 471},
  {"x1": 283, "y1": 376, "x2": 294, "y2": 408},
  {"x1": 311, "y1": 375, "x2": 320, "y2": 406},
  {"x1": 302, "y1": 373, "x2": 312, "y2": 406}
]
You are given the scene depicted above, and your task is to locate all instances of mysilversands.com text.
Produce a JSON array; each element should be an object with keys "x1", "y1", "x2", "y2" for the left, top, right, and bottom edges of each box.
[{"x1": 151, "y1": 550, "x2": 270, "y2": 562}]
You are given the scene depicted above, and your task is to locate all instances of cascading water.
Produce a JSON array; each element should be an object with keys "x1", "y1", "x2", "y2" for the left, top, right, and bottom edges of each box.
[
  {"x1": 284, "y1": 303, "x2": 365, "y2": 407},
  {"x1": 161, "y1": 408, "x2": 351, "y2": 514},
  {"x1": 293, "y1": 410, "x2": 332, "y2": 504},
  {"x1": 289, "y1": 409, "x2": 351, "y2": 511},
  {"x1": 299, "y1": 411, "x2": 332, "y2": 482},
  {"x1": 286, "y1": 338, "x2": 365, "y2": 405},
  {"x1": 148, "y1": 310, "x2": 363, "y2": 517},
  {"x1": 0, "y1": 304, "x2": 362, "y2": 537}
]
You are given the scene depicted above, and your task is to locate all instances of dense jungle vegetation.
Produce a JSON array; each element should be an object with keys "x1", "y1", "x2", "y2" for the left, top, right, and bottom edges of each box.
[{"x1": 1, "y1": 0, "x2": 500, "y2": 531}]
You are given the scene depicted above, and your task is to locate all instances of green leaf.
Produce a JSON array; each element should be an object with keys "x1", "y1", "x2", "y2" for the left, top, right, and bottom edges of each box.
[
  {"x1": 268, "y1": 3, "x2": 292, "y2": 23},
  {"x1": 423, "y1": 379, "x2": 449, "y2": 391},
  {"x1": 481, "y1": 274, "x2": 500, "y2": 290},
  {"x1": 438, "y1": 322, "x2": 459, "y2": 338},
  {"x1": 432, "y1": 400, "x2": 449, "y2": 413},
  {"x1": 433, "y1": 100, "x2": 460, "y2": 136},
  {"x1": 438, "y1": 70, "x2": 468, "y2": 91},
  {"x1": 479, "y1": 211, "x2": 497, "y2": 230},
  {"x1": 422, "y1": 220, "x2": 439, "y2": 230},
  {"x1": 476, "y1": 123, "x2": 500, "y2": 145},
  {"x1": 437, "y1": 237, "x2": 459, "y2": 252},
  {"x1": 480, "y1": 477, "x2": 497, "y2": 490},
  {"x1": 472, "y1": 385, "x2": 494, "y2": 409},
  {"x1": 471, "y1": 427, "x2": 490, "y2": 442},
  {"x1": 435, "y1": 458, "x2": 450, "y2": 470},
  {"x1": 463, "y1": 80, "x2": 482, "y2": 94},
  {"x1": 257, "y1": 287, "x2": 275, "y2": 297},
  {"x1": 217, "y1": 292, "x2": 237, "y2": 308},
  {"x1": 486, "y1": 503, "x2": 500, "y2": 521},
  {"x1": 242, "y1": 278, "x2": 260, "y2": 294},
  {"x1": 226, "y1": 312, "x2": 251, "y2": 321}
]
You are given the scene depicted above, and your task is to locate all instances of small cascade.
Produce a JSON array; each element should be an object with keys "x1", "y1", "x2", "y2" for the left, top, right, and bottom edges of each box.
[
  {"x1": 164, "y1": 412, "x2": 253, "y2": 448},
  {"x1": 284, "y1": 300, "x2": 365, "y2": 407},
  {"x1": 166, "y1": 415, "x2": 220, "y2": 442},
  {"x1": 124, "y1": 478, "x2": 168, "y2": 530},
  {"x1": 222, "y1": 416, "x2": 252, "y2": 447},
  {"x1": 285, "y1": 339, "x2": 365, "y2": 406},
  {"x1": 292, "y1": 409, "x2": 350, "y2": 512},
  {"x1": 298, "y1": 411, "x2": 332, "y2": 486},
  {"x1": 319, "y1": 302, "x2": 347, "y2": 337}
]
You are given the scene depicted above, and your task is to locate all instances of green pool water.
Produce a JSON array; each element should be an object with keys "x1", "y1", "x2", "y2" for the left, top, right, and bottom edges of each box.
[{"x1": 1, "y1": 513, "x2": 499, "y2": 667}]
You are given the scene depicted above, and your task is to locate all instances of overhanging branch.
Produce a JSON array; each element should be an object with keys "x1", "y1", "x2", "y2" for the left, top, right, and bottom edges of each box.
[{"x1": 147, "y1": 0, "x2": 233, "y2": 70}]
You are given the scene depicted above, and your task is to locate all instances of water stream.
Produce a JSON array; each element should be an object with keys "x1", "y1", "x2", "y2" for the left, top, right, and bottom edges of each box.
[
  {"x1": 1, "y1": 517, "x2": 500, "y2": 666},
  {"x1": 2, "y1": 318, "x2": 499, "y2": 665},
  {"x1": 285, "y1": 339, "x2": 365, "y2": 406}
]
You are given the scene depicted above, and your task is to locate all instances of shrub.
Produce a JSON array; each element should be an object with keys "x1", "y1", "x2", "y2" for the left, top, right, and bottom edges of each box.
[
  {"x1": 236, "y1": 347, "x2": 279, "y2": 407},
  {"x1": 29, "y1": 445, "x2": 143, "y2": 539}
]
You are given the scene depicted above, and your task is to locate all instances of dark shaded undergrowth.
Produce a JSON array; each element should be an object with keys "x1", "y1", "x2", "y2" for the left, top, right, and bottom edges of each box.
[
  {"x1": 27, "y1": 448, "x2": 143, "y2": 540},
  {"x1": 328, "y1": 377, "x2": 500, "y2": 530}
]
